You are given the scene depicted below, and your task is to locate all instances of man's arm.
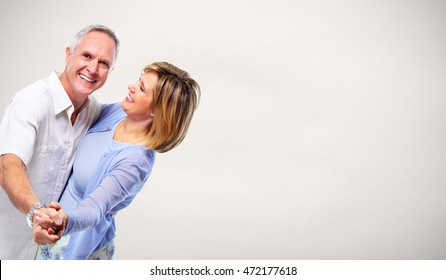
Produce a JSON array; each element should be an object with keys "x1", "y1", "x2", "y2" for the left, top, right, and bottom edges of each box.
[
  {"x1": 0, "y1": 153, "x2": 39, "y2": 215},
  {"x1": 0, "y1": 155, "x2": 3, "y2": 186}
]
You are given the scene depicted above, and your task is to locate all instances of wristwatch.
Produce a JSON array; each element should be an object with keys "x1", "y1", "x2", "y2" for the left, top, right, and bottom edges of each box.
[{"x1": 26, "y1": 203, "x2": 44, "y2": 228}]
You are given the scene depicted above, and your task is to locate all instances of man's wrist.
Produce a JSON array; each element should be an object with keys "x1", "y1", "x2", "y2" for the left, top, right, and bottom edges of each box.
[{"x1": 26, "y1": 203, "x2": 45, "y2": 228}]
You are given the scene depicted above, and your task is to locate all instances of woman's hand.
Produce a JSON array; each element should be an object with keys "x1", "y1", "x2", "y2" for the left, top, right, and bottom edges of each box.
[{"x1": 32, "y1": 202, "x2": 68, "y2": 245}]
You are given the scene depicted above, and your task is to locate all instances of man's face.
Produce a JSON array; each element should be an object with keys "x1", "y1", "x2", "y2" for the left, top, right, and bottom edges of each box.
[{"x1": 64, "y1": 30, "x2": 117, "y2": 99}]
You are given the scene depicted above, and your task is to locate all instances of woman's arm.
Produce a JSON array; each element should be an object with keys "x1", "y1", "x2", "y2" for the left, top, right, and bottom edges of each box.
[
  {"x1": 32, "y1": 150, "x2": 153, "y2": 244},
  {"x1": 64, "y1": 153, "x2": 152, "y2": 234}
]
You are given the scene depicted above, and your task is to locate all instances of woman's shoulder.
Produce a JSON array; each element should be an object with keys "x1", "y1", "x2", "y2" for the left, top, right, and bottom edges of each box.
[
  {"x1": 119, "y1": 146, "x2": 156, "y2": 166},
  {"x1": 89, "y1": 103, "x2": 125, "y2": 132},
  {"x1": 100, "y1": 103, "x2": 125, "y2": 118}
]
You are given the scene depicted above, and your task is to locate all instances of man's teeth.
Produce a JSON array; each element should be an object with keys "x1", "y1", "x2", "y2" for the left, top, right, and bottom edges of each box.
[{"x1": 80, "y1": 74, "x2": 95, "y2": 83}]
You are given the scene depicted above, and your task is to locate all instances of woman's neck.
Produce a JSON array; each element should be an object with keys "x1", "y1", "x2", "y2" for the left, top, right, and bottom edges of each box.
[{"x1": 114, "y1": 118, "x2": 149, "y2": 145}]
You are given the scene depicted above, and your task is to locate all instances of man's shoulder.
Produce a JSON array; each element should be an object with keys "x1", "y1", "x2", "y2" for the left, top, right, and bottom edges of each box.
[
  {"x1": 14, "y1": 78, "x2": 51, "y2": 102},
  {"x1": 7, "y1": 77, "x2": 53, "y2": 117}
]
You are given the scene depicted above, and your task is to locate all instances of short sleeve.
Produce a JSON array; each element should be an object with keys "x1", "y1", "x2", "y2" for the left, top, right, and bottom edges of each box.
[{"x1": 0, "y1": 100, "x2": 39, "y2": 166}]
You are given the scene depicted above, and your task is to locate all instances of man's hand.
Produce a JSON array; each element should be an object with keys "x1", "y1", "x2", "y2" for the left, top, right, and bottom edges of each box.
[
  {"x1": 33, "y1": 221, "x2": 62, "y2": 245},
  {"x1": 32, "y1": 202, "x2": 67, "y2": 245}
]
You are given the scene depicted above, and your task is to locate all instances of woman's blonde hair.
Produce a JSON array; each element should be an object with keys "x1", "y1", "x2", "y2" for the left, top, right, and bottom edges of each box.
[{"x1": 143, "y1": 62, "x2": 200, "y2": 153}]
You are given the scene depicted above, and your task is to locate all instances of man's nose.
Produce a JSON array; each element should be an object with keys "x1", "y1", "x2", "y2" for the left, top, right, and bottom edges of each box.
[{"x1": 87, "y1": 59, "x2": 99, "y2": 74}]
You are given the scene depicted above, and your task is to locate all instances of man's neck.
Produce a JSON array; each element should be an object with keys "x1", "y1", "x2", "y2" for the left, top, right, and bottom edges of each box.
[{"x1": 58, "y1": 72, "x2": 88, "y2": 112}]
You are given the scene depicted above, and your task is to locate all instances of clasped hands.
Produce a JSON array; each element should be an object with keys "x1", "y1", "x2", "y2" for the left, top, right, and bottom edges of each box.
[{"x1": 32, "y1": 202, "x2": 68, "y2": 245}]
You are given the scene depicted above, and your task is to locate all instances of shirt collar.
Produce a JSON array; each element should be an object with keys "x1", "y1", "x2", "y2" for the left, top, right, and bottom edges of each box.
[{"x1": 48, "y1": 71, "x2": 91, "y2": 116}]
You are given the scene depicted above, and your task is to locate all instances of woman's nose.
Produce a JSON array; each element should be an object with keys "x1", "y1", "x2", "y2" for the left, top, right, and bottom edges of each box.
[{"x1": 128, "y1": 80, "x2": 140, "y2": 91}]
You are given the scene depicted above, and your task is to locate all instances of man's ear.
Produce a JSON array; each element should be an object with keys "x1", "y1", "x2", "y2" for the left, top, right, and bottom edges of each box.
[{"x1": 65, "y1": 47, "x2": 71, "y2": 66}]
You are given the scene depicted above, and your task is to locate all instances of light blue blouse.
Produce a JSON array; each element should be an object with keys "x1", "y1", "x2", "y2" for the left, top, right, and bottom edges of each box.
[{"x1": 59, "y1": 103, "x2": 155, "y2": 259}]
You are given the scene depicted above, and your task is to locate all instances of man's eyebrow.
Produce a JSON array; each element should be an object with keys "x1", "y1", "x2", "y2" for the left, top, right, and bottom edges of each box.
[{"x1": 99, "y1": 58, "x2": 111, "y2": 66}]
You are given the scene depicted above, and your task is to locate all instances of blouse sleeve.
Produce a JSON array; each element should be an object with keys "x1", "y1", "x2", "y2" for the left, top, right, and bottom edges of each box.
[{"x1": 64, "y1": 152, "x2": 152, "y2": 234}]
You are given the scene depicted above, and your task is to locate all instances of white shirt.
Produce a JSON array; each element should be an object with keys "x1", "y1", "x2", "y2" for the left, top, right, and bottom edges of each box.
[{"x1": 0, "y1": 72, "x2": 101, "y2": 259}]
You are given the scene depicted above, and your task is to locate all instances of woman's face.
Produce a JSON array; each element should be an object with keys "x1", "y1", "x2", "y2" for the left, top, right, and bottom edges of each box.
[{"x1": 122, "y1": 71, "x2": 157, "y2": 121}]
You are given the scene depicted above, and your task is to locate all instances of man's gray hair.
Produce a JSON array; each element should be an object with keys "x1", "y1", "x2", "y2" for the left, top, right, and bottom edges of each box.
[{"x1": 69, "y1": 24, "x2": 120, "y2": 66}]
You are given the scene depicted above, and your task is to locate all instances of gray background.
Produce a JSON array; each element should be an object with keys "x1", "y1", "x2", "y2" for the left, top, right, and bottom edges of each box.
[{"x1": 0, "y1": 0, "x2": 445, "y2": 259}]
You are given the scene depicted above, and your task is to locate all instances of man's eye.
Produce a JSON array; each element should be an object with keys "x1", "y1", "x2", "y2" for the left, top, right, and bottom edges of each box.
[
  {"x1": 99, "y1": 61, "x2": 110, "y2": 69},
  {"x1": 82, "y1": 53, "x2": 91, "y2": 59}
]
